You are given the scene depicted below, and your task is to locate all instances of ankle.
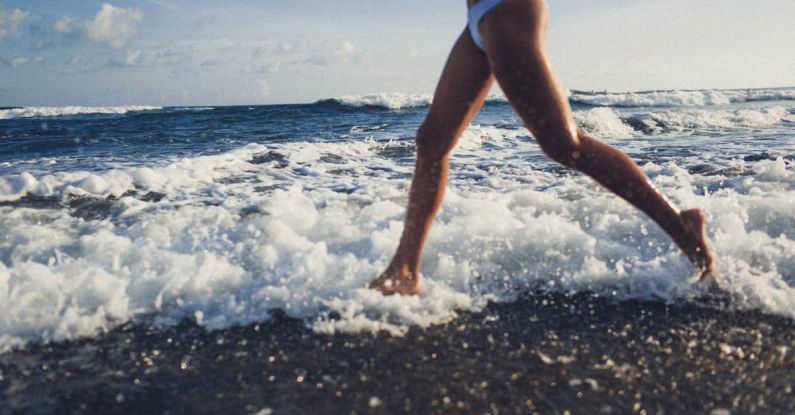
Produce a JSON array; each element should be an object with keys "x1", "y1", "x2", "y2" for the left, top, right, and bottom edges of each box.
[{"x1": 386, "y1": 261, "x2": 418, "y2": 276}]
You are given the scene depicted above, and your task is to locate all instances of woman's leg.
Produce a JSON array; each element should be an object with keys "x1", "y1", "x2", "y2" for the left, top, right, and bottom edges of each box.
[
  {"x1": 369, "y1": 30, "x2": 494, "y2": 295},
  {"x1": 479, "y1": 0, "x2": 713, "y2": 275}
]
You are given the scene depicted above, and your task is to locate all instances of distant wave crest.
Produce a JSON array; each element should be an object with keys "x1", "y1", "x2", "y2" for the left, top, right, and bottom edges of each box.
[
  {"x1": 0, "y1": 106, "x2": 162, "y2": 120},
  {"x1": 319, "y1": 88, "x2": 795, "y2": 111},
  {"x1": 317, "y1": 93, "x2": 433, "y2": 110},
  {"x1": 570, "y1": 88, "x2": 795, "y2": 108},
  {"x1": 317, "y1": 93, "x2": 509, "y2": 110},
  {"x1": 565, "y1": 106, "x2": 792, "y2": 137},
  {"x1": 624, "y1": 106, "x2": 794, "y2": 132},
  {"x1": 574, "y1": 108, "x2": 637, "y2": 138}
]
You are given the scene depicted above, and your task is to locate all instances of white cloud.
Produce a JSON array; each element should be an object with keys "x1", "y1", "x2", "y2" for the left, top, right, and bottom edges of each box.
[
  {"x1": 85, "y1": 4, "x2": 142, "y2": 48},
  {"x1": 301, "y1": 40, "x2": 363, "y2": 66},
  {"x1": 250, "y1": 40, "x2": 297, "y2": 74},
  {"x1": 1, "y1": 54, "x2": 42, "y2": 68},
  {"x1": 53, "y1": 16, "x2": 75, "y2": 34},
  {"x1": 257, "y1": 61, "x2": 282, "y2": 74},
  {"x1": 0, "y1": 5, "x2": 33, "y2": 42},
  {"x1": 10, "y1": 55, "x2": 28, "y2": 66},
  {"x1": 338, "y1": 41, "x2": 355, "y2": 56},
  {"x1": 142, "y1": 47, "x2": 184, "y2": 66},
  {"x1": 62, "y1": 54, "x2": 102, "y2": 73},
  {"x1": 125, "y1": 49, "x2": 142, "y2": 65},
  {"x1": 252, "y1": 40, "x2": 294, "y2": 58},
  {"x1": 54, "y1": 3, "x2": 143, "y2": 49},
  {"x1": 107, "y1": 40, "x2": 229, "y2": 68}
]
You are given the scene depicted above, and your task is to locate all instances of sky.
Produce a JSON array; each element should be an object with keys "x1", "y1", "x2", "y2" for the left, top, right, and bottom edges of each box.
[{"x1": 0, "y1": 0, "x2": 793, "y2": 106}]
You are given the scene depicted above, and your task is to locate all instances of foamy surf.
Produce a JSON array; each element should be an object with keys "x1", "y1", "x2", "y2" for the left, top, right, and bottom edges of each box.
[
  {"x1": 318, "y1": 93, "x2": 509, "y2": 110},
  {"x1": 1, "y1": 120, "x2": 793, "y2": 351},
  {"x1": 629, "y1": 106, "x2": 794, "y2": 132},
  {"x1": 319, "y1": 93, "x2": 433, "y2": 110},
  {"x1": 317, "y1": 88, "x2": 795, "y2": 110},
  {"x1": 0, "y1": 106, "x2": 162, "y2": 120},
  {"x1": 569, "y1": 87, "x2": 795, "y2": 108}
]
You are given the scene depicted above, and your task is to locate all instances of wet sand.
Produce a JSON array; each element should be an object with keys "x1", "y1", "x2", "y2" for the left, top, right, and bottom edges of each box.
[{"x1": 2, "y1": 292, "x2": 794, "y2": 414}]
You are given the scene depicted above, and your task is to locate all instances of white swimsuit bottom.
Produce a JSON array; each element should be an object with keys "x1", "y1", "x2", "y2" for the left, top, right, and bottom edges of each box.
[{"x1": 468, "y1": 0, "x2": 501, "y2": 51}]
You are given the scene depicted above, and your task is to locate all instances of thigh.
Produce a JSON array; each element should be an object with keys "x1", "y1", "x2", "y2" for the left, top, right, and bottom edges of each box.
[
  {"x1": 478, "y1": 0, "x2": 579, "y2": 147},
  {"x1": 419, "y1": 29, "x2": 494, "y2": 154}
]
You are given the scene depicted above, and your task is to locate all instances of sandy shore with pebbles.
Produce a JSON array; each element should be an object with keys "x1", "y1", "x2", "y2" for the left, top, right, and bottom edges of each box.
[{"x1": 2, "y1": 292, "x2": 794, "y2": 414}]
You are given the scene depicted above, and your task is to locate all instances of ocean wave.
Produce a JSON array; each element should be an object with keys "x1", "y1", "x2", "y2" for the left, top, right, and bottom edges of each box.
[
  {"x1": 0, "y1": 105, "x2": 162, "y2": 120},
  {"x1": 464, "y1": 106, "x2": 789, "y2": 140},
  {"x1": 627, "y1": 106, "x2": 793, "y2": 132},
  {"x1": 570, "y1": 88, "x2": 795, "y2": 108},
  {"x1": 574, "y1": 108, "x2": 637, "y2": 138},
  {"x1": 317, "y1": 93, "x2": 433, "y2": 110},
  {"x1": 171, "y1": 106, "x2": 215, "y2": 112},
  {"x1": 1, "y1": 137, "x2": 794, "y2": 351},
  {"x1": 317, "y1": 88, "x2": 795, "y2": 111},
  {"x1": 317, "y1": 93, "x2": 509, "y2": 110}
]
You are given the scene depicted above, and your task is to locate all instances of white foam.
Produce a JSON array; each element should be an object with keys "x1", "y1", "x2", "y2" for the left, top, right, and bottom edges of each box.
[
  {"x1": 574, "y1": 108, "x2": 637, "y2": 138},
  {"x1": 173, "y1": 107, "x2": 214, "y2": 112},
  {"x1": 326, "y1": 93, "x2": 433, "y2": 110},
  {"x1": 636, "y1": 106, "x2": 793, "y2": 131},
  {"x1": 571, "y1": 90, "x2": 731, "y2": 107},
  {"x1": 570, "y1": 88, "x2": 795, "y2": 108},
  {"x1": 1, "y1": 124, "x2": 794, "y2": 352},
  {"x1": 322, "y1": 93, "x2": 508, "y2": 110},
  {"x1": 456, "y1": 109, "x2": 635, "y2": 152},
  {"x1": 736, "y1": 88, "x2": 795, "y2": 103},
  {"x1": 0, "y1": 106, "x2": 161, "y2": 119},
  {"x1": 320, "y1": 88, "x2": 795, "y2": 111},
  {"x1": 455, "y1": 125, "x2": 527, "y2": 152},
  {"x1": 753, "y1": 157, "x2": 792, "y2": 181}
]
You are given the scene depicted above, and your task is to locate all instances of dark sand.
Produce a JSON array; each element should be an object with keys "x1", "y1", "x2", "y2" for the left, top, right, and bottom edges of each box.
[{"x1": 2, "y1": 292, "x2": 794, "y2": 414}]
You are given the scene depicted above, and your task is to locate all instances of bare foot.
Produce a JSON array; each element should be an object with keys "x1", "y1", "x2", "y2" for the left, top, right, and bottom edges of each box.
[
  {"x1": 368, "y1": 264, "x2": 422, "y2": 296},
  {"x1": 678, "y1": 209, "x2": 715, "y2": 279}
]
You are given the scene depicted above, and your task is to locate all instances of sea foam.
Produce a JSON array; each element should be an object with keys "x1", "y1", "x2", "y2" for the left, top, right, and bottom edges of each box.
[
  {"x1": 630, "y1": 106, "x2": 794, "y2": 132},
  {"x1": 321, "y1": 93, "x2": 433, "y2": 110},
  {"x1": 0, "y1": 106, "x2": 162, "y2": 120},
  {"x1": 574, "y1": 108, "x2": 636, "y2": 138},
  {"x1": 319, "y1": 93, "x2": 509, "y2": 110},
  {"x1": 569, "y1": 88, "x2": 795, "y2": 108},
  {"x1": 1, "y1": 125, "x2": 794, "y2": 351}
]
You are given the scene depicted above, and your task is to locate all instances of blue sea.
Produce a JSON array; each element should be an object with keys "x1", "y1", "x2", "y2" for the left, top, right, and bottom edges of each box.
[{"x1": 1, "y1": 88, "x2": 794, "y2": 351}]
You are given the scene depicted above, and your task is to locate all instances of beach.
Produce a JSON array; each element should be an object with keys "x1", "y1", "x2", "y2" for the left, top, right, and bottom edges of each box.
[
  {"x1": 3, "y1": 1, "x2": 794, "y2": 412},
  {"x1": 3, "y1": 292, "x2": 794, "y2": 414},
  {"x1": 1, "y1": 88, "x2": 794, "y2": 413}
]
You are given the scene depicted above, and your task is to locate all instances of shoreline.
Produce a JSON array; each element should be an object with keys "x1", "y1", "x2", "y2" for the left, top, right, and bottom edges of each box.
[{"x1": 2, "y1": 292, "x2": 794, "y2": 414}]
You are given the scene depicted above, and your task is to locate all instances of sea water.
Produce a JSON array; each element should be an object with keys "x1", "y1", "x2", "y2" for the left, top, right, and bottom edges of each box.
[{"x1": 1, "y1": 88, "x2": 793, "y2": 351}]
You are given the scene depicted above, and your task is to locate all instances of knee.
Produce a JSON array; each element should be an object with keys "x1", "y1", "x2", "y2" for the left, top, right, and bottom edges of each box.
[
  {"x1": 536, "y1": 132, "x2": 582, "y2": 167},
  {"x1": 415, "y1": 122, "x2": 454, "y2": 161}
]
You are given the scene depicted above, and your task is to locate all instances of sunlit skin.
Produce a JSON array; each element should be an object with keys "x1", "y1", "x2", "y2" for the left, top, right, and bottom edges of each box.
[{"x1": 369, "y1": 0, "x2": 714, "y2": 296}]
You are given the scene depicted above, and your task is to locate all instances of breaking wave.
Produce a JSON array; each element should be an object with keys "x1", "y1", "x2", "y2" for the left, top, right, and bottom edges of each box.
[
  {"x1": 624, "y1": 106, "x2": 794, "y2": 133},
  {"x1": 570, "y1": 88, "x2": 795, "y2": 108},
  {"x1": 318, "y1": 88, "x2": 795, "y2": 112},
  {"x1": 0, "y1": 106, "x2": 162, "y2": 120},
  {"x1": 1, "y1": 133, "x2": 794, "y2": 351},
  {"x1": 317, "y1": 93, "x2": 509, "y2": 110}
]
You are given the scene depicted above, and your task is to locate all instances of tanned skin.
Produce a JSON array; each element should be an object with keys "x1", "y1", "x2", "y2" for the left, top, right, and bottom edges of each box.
[{"x1": 370, "y1": 0, "x2": 713, "y2": 295}]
